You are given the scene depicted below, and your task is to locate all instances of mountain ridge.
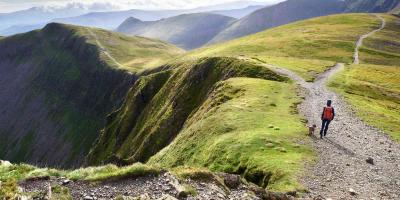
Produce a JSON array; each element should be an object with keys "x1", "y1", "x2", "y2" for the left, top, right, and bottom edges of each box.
[{"x1": 116, "y1": 13, "x2": 236, "y2": 50}]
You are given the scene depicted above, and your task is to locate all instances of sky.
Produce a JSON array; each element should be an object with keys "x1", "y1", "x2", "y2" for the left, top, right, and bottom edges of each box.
[{"x1": 0, "y1": 0, "x2": 282, "y2": 13}]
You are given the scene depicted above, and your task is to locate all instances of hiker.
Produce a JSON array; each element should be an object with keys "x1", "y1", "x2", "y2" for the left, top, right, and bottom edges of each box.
[{"x1": 320, "y1": 100, "x2": 335, "y2": 139}]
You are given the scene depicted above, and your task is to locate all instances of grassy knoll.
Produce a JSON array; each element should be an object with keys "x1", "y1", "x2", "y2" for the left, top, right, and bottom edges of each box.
[
  {"x1": 47, "y1": 23, "x2": 184, "y2": 73},
  {"x1": 359, "y1": 15, "x2": 400, "y2": 66},
  {"x1": 185, "y1": 14, "x2": 381, "y2": 81},
  {"x1": 329, "y1": 64, "x2": 400, "y2": 142},
  {"x1": 150, "y1": 77, "x2": 314, "y2": 192}
]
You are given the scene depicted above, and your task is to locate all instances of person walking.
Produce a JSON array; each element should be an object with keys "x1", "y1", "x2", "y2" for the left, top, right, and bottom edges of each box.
[{"x1": 320, "y1": 100, "x2": 335, "y2": 139}]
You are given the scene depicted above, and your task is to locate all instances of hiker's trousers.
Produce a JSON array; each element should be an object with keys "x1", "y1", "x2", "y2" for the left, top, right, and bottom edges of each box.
[{"x1": 320, "y1": 119, "x2": 331, "y2": 136}]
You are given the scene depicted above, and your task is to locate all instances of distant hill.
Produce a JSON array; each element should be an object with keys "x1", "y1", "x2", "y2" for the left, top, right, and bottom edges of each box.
[
  {"x1": 0, "y1": 6, "x2": 89, "y2": 31},
  {"x1": 52, "y1": 9, "x2": 184, "y2": 30},
  {"x1": 0, "y1": 23, "x2": 182, "y2": 167},
  {"x1": 209, "y1": 0, "x2": 400, "y2": 44},
  {"x1": 116, "y1": 13, "x2": 236, "y2": 50},
  {"x1": 0, "y1": 24, "x2": 45, "y2": 36},
  {"x1": 210, "y1": 5, "x2": 264, "y2": 18},
  {"x1": 0, "y1": 1, "x2": 269, "y2": 35}
]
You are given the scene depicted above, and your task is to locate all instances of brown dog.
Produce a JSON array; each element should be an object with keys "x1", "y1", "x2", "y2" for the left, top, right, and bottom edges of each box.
[{"x1": 308, "y1": 124, "x2": 317, "y2": 136}]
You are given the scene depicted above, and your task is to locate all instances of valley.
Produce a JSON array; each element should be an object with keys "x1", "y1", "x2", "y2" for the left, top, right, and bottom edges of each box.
[{"x1": 0, "y1": 0, "x2": 400, "y2": 199}]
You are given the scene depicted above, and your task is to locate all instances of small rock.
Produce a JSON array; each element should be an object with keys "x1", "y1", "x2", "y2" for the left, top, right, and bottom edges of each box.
[
  {"x1": 349, "y1": 188, "x2": 357, "y2": 196},
  {"x1": 222, "y1": 174, "x2": 241, "y2": 189},
  {"x1": 84, "y1": 196, "x2": 94, "y2": 200},
  {"x1": 346, "y1": 163, "x2": 350, "y2": 166},
  {"x1": 366, "y1": 157, "x2": 374, "y2": 165},
  {"x1": 286, "y1": 191, "x2": 296, "y2": 197},
  {"x1": 268, "y1": 124, "x2": 274, "y2": 128},
  {"x1": 274, "y1": 147, "x2": 287, "y2": 153},
  {"x1": 62, "y1": 179, "x2": 71, "y2": 185}
]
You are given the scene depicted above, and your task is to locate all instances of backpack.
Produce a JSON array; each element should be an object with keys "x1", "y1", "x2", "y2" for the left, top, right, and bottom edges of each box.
[{"x1": 323, "y1": 107, "x2": 334, "y2": 120}]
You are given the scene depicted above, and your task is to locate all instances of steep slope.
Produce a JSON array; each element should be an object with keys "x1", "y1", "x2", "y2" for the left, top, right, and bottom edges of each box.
[
  {"x1": 209, "y1": 0, "x2": 347, "y2": 43},
  {"x1": 0, "y1": 23, "x2": 183, "y2": 167},
  {"x1": 210, "y1": 0, "x2": 400, "y2": 44},
  {"x1": 87, "y1": 57, "x2": 313, "y2": 191},
  {"x1": 116, "y1": 13, "x2": 236, "y2": 50}
]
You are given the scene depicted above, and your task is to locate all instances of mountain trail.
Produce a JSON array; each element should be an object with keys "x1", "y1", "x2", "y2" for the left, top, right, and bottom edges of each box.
[
  {"x1": 265, "y1": 14, "x2": 400, "y2": 199},
  {"x1": 86, "y1": 28, "x2": 126, "y2": 69},
  {"x1": 353, "y1": 14, "x2": 386, "y2": 64}
]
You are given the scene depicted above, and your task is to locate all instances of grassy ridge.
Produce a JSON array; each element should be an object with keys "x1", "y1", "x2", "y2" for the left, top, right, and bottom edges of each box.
[
  {"x1": 87, "y1": 57, "x2": 313, "y2": 192},
  {"x1": 76, "y1": 26, "x2": 184, "y2": 72},
  {"x1": 186, "y1": 14, "x2": 381, "y2": 81},
  {"x1": 87, "y1": 57, "x2": 287, "y2": 165},
  {"x1": 149, "y1": 77, "x2": 313, "y2": 191}
]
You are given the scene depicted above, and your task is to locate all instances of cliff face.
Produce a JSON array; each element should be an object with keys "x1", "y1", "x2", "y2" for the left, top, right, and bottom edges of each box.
[
  {"x1": 87, "y1": 57, "x2": 286, "y2": 165},
  {"x1": 0, "y1": 23, "x2": 181, "y2": 167}
]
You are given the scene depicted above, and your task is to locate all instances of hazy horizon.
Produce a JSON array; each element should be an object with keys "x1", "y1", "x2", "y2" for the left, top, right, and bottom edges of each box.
[{"x1": 0, "y1": 0, "x2": 284, "y2": 13}]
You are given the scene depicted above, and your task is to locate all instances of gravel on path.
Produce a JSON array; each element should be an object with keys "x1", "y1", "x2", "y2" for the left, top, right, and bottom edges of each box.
[{"x1": 265, "y1": 14, "x2": 400, "y2": 199}]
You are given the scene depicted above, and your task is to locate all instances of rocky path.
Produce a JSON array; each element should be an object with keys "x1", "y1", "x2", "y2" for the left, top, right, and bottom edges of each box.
[
  {"x1": 267, "y1": 14, "x2": 400, "y2": 199},
  {"x1": 86, "y1": 28, "x2": 125, "y2": 69},
  {"x1": 19, "y1": 172, "x2": 288, "y2": 200}
]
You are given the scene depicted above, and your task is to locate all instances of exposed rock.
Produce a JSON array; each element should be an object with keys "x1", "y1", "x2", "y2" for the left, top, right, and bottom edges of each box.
[
  {"x1": 221, "y1": 173, "x2": 241, "y2": 189},
  {"x1": 62, "y1": 179, "x2": 71, "y2": 185},
  {"x1": 349, "y1": 188, "x2": 357, "y2": 196},
  {"x1": 84, "y1": 196, "x2": 94, "y2": 200},
  {"x1": 366, "y1": 157, "x2": 374, "y2": 165}
]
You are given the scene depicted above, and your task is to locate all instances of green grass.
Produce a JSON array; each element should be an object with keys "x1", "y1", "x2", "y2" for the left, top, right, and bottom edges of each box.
[
  {"x1": 329, "y1": 64, "x2": 400, "y2": 142},
  {"x1": 149, "y1": 77, "x2": 314, "y2": 192},
  {"x1": 0, "y1": 162, "x2": 160, "y2": 183},
  {"x1": 185, "y1": 13, "x2": 382, "y2": 80},
  {"x1": 51, "y1": 185, "x2": 72, "y2": 200}
]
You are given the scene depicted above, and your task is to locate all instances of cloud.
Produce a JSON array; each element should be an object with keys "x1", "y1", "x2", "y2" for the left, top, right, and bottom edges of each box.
[{"x1": 1, "y1": 0, "x2": 282, "y2": 13}]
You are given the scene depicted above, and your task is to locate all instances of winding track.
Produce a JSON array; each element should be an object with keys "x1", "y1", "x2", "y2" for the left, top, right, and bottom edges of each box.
[
  {"x1": 86, "y1": 28, "x2": 125, "y2": 69},
  {"x1": 267, "y1": 15, "x2": 400, "y2": 199}
]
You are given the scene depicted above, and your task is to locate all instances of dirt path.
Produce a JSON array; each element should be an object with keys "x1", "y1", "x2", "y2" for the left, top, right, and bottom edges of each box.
[
  {"x1": 267, "y1": 15, "x2": 400, "y2": 199},
  {"x1": 86, "y1": 28, "x2": 125, "y2": 69},
  {"x1": 353, "y1": 14, "x2": 386, "y2": 64}
]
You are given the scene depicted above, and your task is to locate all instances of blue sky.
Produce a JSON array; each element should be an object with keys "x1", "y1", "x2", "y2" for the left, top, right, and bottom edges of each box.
[{"x1": 0, "y1": 0, "x2": 282, "y2": 13}]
